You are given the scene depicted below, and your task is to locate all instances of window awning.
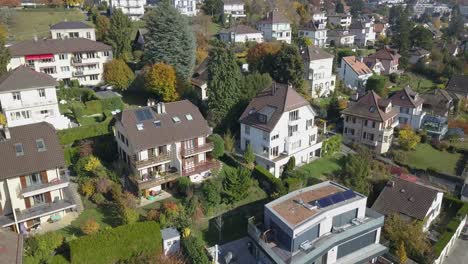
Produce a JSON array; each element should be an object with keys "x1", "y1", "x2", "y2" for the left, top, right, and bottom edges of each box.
[{"x1": 25, "y1": 54, "x2": 54, "y2": 61}]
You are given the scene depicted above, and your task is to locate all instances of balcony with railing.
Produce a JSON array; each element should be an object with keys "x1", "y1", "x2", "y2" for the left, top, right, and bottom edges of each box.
[
  {"x1": 71, "y1": 56, "x2": 101, "y2": 65},
  {"x1": 181, "y1": 142, "x2": 214, "y2": 158},
  {"x1": 21, "y1": 175, "x2": 70, "y2": 198},
  {"x1": 182, "y1": 160, "x2": 220, "y2": 177},
  {"x1": 132, "y1": 168, "x2": 180, "y2": 190},
  {"x1": 132, "y1": 152, "x2": 171, "y2": 169}
]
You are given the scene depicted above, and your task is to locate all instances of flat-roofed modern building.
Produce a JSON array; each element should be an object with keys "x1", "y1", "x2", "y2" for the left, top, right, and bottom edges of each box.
[{"x1": 248, "y1": 181, "x2": 387, "y2": 264}]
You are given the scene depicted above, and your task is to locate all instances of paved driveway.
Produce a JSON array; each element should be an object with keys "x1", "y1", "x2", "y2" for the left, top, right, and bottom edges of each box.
[
  {"x1": 219, "y1": 237, "x2": 257, "y2": 264},
  {"x1": 443, "y1": 238, "x2": 468, "y2": 264}
]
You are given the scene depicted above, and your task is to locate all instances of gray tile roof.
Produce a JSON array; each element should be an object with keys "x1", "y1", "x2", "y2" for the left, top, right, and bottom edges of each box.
[
  {"x1": 50, "y1": 21, "x2": 93, "y2": 30},
  {"x1": 239, "y1": 83, "x2": 311, "y2": 132},
  {"x1": 301, "y1": 45, "x2": 333, "y2": 62},
  {"x1": 342, "y1": 91, "x2": 398, "y2": 122},
  {"x1": 258, "y1": 9, "x2": 289, "y2": 24},
  {"x1": 0, "y1": 66, "x2": 58, "y2": 93},
  {"x1": 389, "y1": 86, "x2": 424, "y2": 108},
  {"x1": 161, "y1": 227, "x2": 180, "y2": 240},
  {"x1": 0, "y1": 230, "x2": 23, "y2": 264},
  {"x1": 446, "y1": 75, "x2": 468, "y2": 96},
  {"x1": 0, "y1": 122, "x2": 66, "y2": 181},
  {"x1": 219, "y1": 25, "x2": 261, "y2": 35},
  {"x1": 114, "y1": 100, "x2": 212, "y2": 151},
  {"x1": 372, "y1": 177, "x2": 441, "y2": 221},
  {"x1": 9, "y1": 38, "x2": 112, "y2": 56}
]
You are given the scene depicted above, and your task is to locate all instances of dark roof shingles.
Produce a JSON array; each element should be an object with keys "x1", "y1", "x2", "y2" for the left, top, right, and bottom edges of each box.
[
  {"x1": 0, "y1": 66, "x2": 58, "y2": 92},
  {"x1": 9, "y1": 38, "x2": 111, "y2": 56}
]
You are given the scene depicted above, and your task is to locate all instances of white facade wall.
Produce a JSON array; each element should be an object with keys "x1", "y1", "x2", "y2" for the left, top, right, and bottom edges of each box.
[
  {"x1": 422, "y1": 192, "x2": 443, "y2": 231},
  {"x1": 328, "y1": 15, "x2": 352, "y2": 28},
  {"x1": 0, "y1": 87, "x2": 70, "y2": 129},
  {"x1": 339, "y1": 60, "x2": 372, "y2": 90},
  {"x1": 258, "y1": 22, "x2": 291, "y2": 43},
  {"x1": 299, "y1": 29, "x2": 328, "y2": 47},
  {"x1": 110, "y1": 0, "x2": 146, "y2": 20},
  {"x1": 50, "y1": 28, "x2": 96, "y2": 41},
  {"x1": 223, "y1": 3, "x2": 246, "y2": 18},
  {"x1": 306, "y1": 57, "x2": 336, "y2": 98},
  {"x1": 240, "y1": 105, "x2": 322, "y2": 177},
  {"x1": 172, "y1": 0, "x2": 198, "y2": 16},
  {"x1": 393, "y1": 104, "x2": 426, "y2": 130},
  {"x1": 351, "y1": 22, "x2": 376, "y2": 46},
  {"x1": 219, "y1": 32, "x2": 264, "y2": 44},
  {"x1": 8, "y1": 50, "x2": 112, "y2": 86}
]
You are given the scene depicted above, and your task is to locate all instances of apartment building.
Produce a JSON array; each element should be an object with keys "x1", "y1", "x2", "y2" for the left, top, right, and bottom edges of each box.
[
  {"x1": 110, "y1": 0, "x2": 146, "y2": 20},
  {"x1": 247, "y1": 181, "x2": 388, "y2": 264},
  {"x1": 239, "y1": 83, "x2": 322, "y2": 178},
  {"x1": 327, "y1": 13, "x2": 352, "y2": 28},
  {"x1": 7, "y1": 38, "x2": 113, "y2": 86},
  {"x1": 298, "y1": 20, "x2": 328, "y2": 48},
  {"x1": 389, "y1": 86, "x2": 426, "y2": 129},
  {"x1": 171, "y1": 0, "x2": 198, "y2": 16},
  {"x1": 0, "y1": 66, "x2": 71, "y2": 129},
  {"x1": 363, "y1": 47, "x2": 400, "y2": 75},
  {"x1": 113, "y1": 100, "x2": 219, "y2": 195},
  {"x1": 219, "y1": 25, "x2": 264, "y2": 44},
  {"x1": 257, "y1": 9, "x2": 292, "y2": 43},
  {"x1": 349, "y1": 16, "x2": 376, "y2": 47},
  {"x1": 327, "y1": 29, "x2": 355, "y2": 47},
  {"x1": 301, "y1": 46, "x2": 335, "y2": 98},
  {"x1": 342, "y1": 91, "x2": 399, "y2": 154},
  {"x1": 223, "y1": 0, "x2": 246, "y2": 20},
  {"x1": 0, "y1": 122, "x2": 76, "y2": 233},
  {"x1": 50, "y1": 21, "x2": 96, "y2": 41},
  {"x1": 339, "y1": 56, "x2": 373, "y2": 90}
]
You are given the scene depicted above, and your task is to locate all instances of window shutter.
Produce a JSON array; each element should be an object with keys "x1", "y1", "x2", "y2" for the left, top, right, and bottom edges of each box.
[
  {"x1": 20, "y1": 176, "x2": 26, "y2": 188},
  {"x1": 25, "y1": 197, "x2": 31, "y2": 209},
  {"x1": 45, "y1": 192, "x2": 52, "y2": 203},
  {"x1": 40, "y1": 171, "x2": 48, "y2": 183}
]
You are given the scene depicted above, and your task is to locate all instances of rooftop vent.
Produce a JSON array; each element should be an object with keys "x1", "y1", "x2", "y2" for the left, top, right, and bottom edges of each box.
[
  {"x1": 154, "y1": 120, "x2": 161, "y2": 127},
  {"x1": 387, "y1": 181, "x2": 395, "y2": 188},
  {"x1": 147, "y1": 98, "x2": 156, "y2": 107},
  {"x1": 400, "y1": 188, "x2": 406, "y2": 193},
  {"x1": 172, "y1": 116, "x2": 181, "y2": 123},
  {"x1": 409, "y1": 197, "x2": 415, "y2": 202}
]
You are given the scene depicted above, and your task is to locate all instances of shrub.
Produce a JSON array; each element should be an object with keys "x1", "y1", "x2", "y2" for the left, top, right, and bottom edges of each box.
[
  {"x1": 81, "y1": 219, "x2": 100, "y2": 235},
  {"x1": 71, "y1": 104, "x2": 84, "y2": 119},
  {"x1": 110, "y1": 183, "x2": 123, "y2": 201},
  {"x1": 116, "y1": 191, "x2": 137, "y2": 209},
  {"x1": 25, "y1": 232, "x2": 64, "y2": 263},
  {"x1": 84, "y1": 100, "x2": 103, "y2": 114},
  {"x1": 119, "y1": 207, "x2": 140, "y2": 225},
  {"x1": 181, "y1": 235, "x2": 210, "y2": 264},
  {"x1": 208, "y1": 134, "x2": 224, "y2": 158},
  {"x1": 58, "y1": 115, "x2": 111, "y2": 145},
  {"x1": 80, "y1": 179, "x2": 95, "y2": 198},
  {"x1": 176, "y1": 176, "x2": 192, "y2": 195},
  {"x1": 91, "y1": 193, "x2": 106, "y2": 205},
  {"x1": 84, "y1": 156, "x2": 102, "y2": 172},
  {"x1": 284, "y1": 177, "x2": 303, "y2": 192},
  {"x1": 101, "y1": 97, "x2": 124, "y2": 112},
  {"x1": 389, "y1": 73, "x2": 399, "y2": 83},
  {"x1": 146, "y1": 209, "x2": 160, "y2": 221},
  {"x1": 95, "y1": 177, "x2": 112, "y2": 194},
  {"x1": 252, "y1": 165, "x2": 286, "y2": 198},
  {"x1": 70, "y1": 222, "x2": 162, "y2": 264}
]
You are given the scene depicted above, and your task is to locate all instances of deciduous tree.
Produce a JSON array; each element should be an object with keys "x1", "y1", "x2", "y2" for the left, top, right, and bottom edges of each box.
[
  {"x1": 272, "y1": 44, "x2": 305, "y2": 92},
  {"x1": 144, "y1": 2, "x2": 196, "y2": 81},
  {"x1": 145, "y1": 63, "x2": 179, "y2": 102},
  {"x1": 246, "y1": 42, "x2": 281, "y2": 74},
  {"x1": 241, "y1": 72, "x2": 272, "y2": 101},
  {"x1": 340, "y1": 149, "x2": 371, "y2": 195},
  {"x1": 365, "y1": 74, "x2": 387, "y2": 96},
  {"x1": 410, "y1": 26, "x2": 433, "y2": 50},
  {"x1": 398, "y1": 126, "x2": 421, "y2": 150},
  {"x1": 95, "y1": 15, "x2": 110, "y2": 41},
  {"x1": 103, "y1": 59, "x2": 135, "y2": 91},
  {"x1": 107, "y1": 9, "x2": 132, "y2": 60}
]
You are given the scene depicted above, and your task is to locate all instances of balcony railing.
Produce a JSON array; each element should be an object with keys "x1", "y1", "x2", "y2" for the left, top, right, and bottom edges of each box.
[
  {"x1": 182, "y1": 160, "x2": 220, "y2": 177},
  {"x1": 21, "y1": 175, "x2": 69, "y2": 197},
  {"x1": 181, "y1": 142, "x2": 214, "y2": 157},
  {"x1": 132, "y1": 168, "x2": 180, "y2": 190},
  {"x1": 132, "y1": 152, "x2": 171, "y2": 169}
]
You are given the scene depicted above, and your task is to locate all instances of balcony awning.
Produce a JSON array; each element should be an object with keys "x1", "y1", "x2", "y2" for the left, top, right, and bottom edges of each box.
[{"x1": 25, "y1": 54, "x2": 54, "y2": 61}]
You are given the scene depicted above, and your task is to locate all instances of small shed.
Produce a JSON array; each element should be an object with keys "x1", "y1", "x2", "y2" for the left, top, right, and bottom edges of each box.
[{"x1": 161, "y1": 227, "x2": 181, "y2": 256}]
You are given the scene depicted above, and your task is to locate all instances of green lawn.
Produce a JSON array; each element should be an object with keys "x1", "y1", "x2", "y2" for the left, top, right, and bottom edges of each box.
[
  {"x1": 6, "y1": 8, "x2": 87, "y2": 41},
  {"x1": 295, "y1": 155, "x2": 345, "y2": 180},
  {"x1": 395, "y1": 73, "x2": 436, "y2": 92},
  {"x1": 402, "y1": 144, "x2": 462, "y2": 176}
]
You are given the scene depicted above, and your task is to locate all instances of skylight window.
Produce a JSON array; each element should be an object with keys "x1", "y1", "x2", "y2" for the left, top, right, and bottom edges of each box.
[
  {"x1": 36, "y1": 138, "x2": 46, "y2": 152},
  {"x1": 185, "y1": 114, "x2": 193, "y2": 121},
  {"x1": 136, "y1": 124, "x2": 144, "y2": 131},
  {"x1": 172, "y1": 116, "x2": 181, "y2": 123},
  {"x1": 14, "y1": 143, "x2": 24, "y2": 156},
  {"x1": 154, "y1": 120, "x2": 161, "y2": 127},
  {"x1": 369, "y1": 106, "x2": 376, "y2": 113}
]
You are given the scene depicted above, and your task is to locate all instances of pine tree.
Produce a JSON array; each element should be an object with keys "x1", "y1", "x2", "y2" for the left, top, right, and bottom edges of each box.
[
  {"x1": 207, "y1": 46, "x2": 242, "y2": 127},
  {"x1": 0, "y1": 23, "x2": 10, "y2": 75},
  {"x1": 107, "y1": 9, "x2": 132, "y2": 60},
  {"x1": 394, "y1": 7, "x2": 411, "y2": 68},
  {"x1": 144, "y1": 2, "x2": 196, "y2": 81},
  {"x1": 272, "y1": 44, "x2": 305, "y2": 92},
  {"x1": 222, "y1": 167, "x2": 251, "y2": 204},
  {"x1": 244, "y1": 143, "x2": 255, "y2": 169}
]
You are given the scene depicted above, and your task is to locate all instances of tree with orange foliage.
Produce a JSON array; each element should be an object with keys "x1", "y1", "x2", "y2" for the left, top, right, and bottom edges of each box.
[
  {"x1": 145, "y1": 63, "x2": 179, "y2": 102},
  {"x1": 246, "y1": 42, "x2": 281, "y2": 73},
  {"x1": 0, "y1": 0, "x2": 20, "y2": 7}
]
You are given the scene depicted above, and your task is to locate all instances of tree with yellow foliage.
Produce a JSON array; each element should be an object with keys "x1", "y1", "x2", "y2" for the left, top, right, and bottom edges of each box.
[
  {"x1": 145, "y1": 63, "x2": 179, "y2": 102},
  {"x1": 103, "y1": 59, "x2": 135, "y2": 91},
  {"x1": 396, "y1": 241, "x2": 408, "y2": 264},
  {"x1": 0, "y1": 113, "x2": 7, "y2": 126},
  {"x1": 398, "y1": 126, "x2": 421, "y2": 150},
  {"x1": 84, "y1": 156, "x2": 102, "y2": 172}
]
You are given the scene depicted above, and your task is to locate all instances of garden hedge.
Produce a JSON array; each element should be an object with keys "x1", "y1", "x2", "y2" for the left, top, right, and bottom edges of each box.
[
  {"x1": 58, "y1": 113, "x2": 112, "y2": 145},
  {"x1": 252, "y1": 165, "x2": 286, "y2": 197},
  {"x1": 70, "y1": 222, "x2": 162, "y2": 264}
]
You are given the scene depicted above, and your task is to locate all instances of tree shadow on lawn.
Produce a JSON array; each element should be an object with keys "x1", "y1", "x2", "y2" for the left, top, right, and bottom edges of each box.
[{"x1": 99, "y1": 203, "x2": 121, "y2": 227}]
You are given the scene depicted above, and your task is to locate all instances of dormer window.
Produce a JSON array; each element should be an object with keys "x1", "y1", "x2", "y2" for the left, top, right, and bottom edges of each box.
[
  {"x1": 258, "y1": 114, "x2": 267, "y2": 124},
  {"x1": 369, "y1": 106, "x2": 376, "y2": 113},
  {"x1": 36, "y1": 138, "x2": 46, "y2": 152},
  {"x1": 172, "y1": 116, "x2": 181, "y2": 123},
  {"x1": 14, "y1": 143, "x2": 24, "y2": 156},
  {"x1": 153, "y1": 120, "x2": 161, "y2": 127}
]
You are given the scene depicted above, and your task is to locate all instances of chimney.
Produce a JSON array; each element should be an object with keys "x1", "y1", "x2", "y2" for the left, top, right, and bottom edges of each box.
[
  {"x1": 387, "y1": 181, "x2": 395, "y2": 188},
  {"x1": 271, "y1": 82, "x2": 277, "y2": 95},
  {"x1": 156, "y1": 102, "x2": 162, "y2": 113},
  {"x1": 156, "y1": 102, "x2": 166, "y2": 114},
  {"x1": 147, "y1": 98, "x2": 156, "y2": 107},
  {"x1": 33, "y1": 35, "x2": 38, "y2": 42}
]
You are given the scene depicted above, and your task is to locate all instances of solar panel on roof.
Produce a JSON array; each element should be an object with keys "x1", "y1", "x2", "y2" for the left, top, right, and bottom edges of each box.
[
  {"x1": 331, "y1": 193, "x2": 345, "y2": 203},
  {"x1": 317, "y1": 197, "x2": 333, "y2": 208},
  {"x1": 135, "y1": 109, "x2": 154, "y2": 122},
  {"x1": 342, "y1": 190, "x2": 356, "y2": 199}
]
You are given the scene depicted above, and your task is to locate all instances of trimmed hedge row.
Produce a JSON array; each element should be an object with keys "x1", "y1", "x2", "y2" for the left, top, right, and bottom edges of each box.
[
  {"x1": 252, "y1": 165, "x2": 286, "y2": 197},
  {"x1": 58, "y1": 113, "x2": 112, "y2": 145},
  {"x1": 70, "y1": 222, "x2": 162, "y2": 264}
]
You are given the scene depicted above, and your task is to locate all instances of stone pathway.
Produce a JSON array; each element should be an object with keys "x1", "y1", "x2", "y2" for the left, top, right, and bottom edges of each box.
[{"x1": 32, "y1": 212, "x2": 79, "y2": 234}]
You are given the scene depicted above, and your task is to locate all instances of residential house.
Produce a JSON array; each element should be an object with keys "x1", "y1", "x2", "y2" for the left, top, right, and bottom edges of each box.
[
  {"x1": 222, "y1": 0, "x2": 246, "y2": 21},
  {"x1": 257, "y1": 9, "x2": 292, "y2": 43},
  {"x1": 0, "y1": 122, "x2": 76, "y2": 233},
  {"x1": 247, "y1": 181, "x2": 388, "y2": 264},
  {"x1": 363, "y1": 47, "x2": 400, "y2": 75},
  {"x1": 327, "y1": 13, "x2": 353, "y2": 28},
  {"x1": 113, "y1": 100, "x2": 219, "y2": 195},
  {"x1": 420, "y1": 89, "x2": 454, "y2": 117},
  {"x1": 446, "y1": 75, "x2": 468, "y2": 101},
  {"x1": 339, "y1": 56, "x2": 373, "y2": 90},
  {"x1": 388, "y1": 86, "x2": 426, "y2": 129},
  {"x1": 239, "y1": 83, "x2": 322, "y2": 178},
  {"x1": 219, "y1": 25, "x2": 264, "y2": 44},
  {"x1": 298, "y1": 20, "x2": 328, "y2": 48},
  {"x1": 327, "y1": 29, "x2": 355, "y2": 47},
  {"x1": 109, "y1": 0, "x2": 146, "y2": 20},
  {"x1": 341, "y1": 91, "x2": 399, "y2": 154},
  {"x1": 301, "y1": 46, "x2": 336, "y2": 98},
  {"x1": 161, "y1": 227, "x2": 181, "y2": 256},
  {"x1": 349, "y1": 16, "x2": 376, "y2": 46},
  {"x1": 7, "y1": 38, "x2": 113, "y2": 86},
  {"x1": 171, "y1": 0, "x2": 198, "y2": 16},
  {"x1": 373, "y1": 22, "x2": 388, "y2": 39},
  {"x1": 372, "y1": 177, "x2": 443, "y2": 231},
  {"x1": 311, "y1": 11, "x2": 327, "y2": 24},
  {"x1": 413, "y1": 1, "x2": 451, "y2": 18},
  {"x1": 0, "y1": 66, "x2": 71, "y2": 129},
  {"x1": 409, "y1": 47, "x2": 430, "y2": 65},
  {"x1": 191, "y1": 58, "x2": 209, "y2": 101},
  {"x1": 423, "y1": 23, "x2": 443, "y2": 39},
  {"x1": 50, "y1": 21, "x2": 96, "y2": 41},
  {"x1": 421, "y1": 115, "x2": 449, "y2": 140}
]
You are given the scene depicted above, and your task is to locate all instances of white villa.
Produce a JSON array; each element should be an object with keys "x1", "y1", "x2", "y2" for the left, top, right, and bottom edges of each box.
[
  {"x1": 339, "y1": 56, "x2": 373, "y2": 90},
  {"x1": 50, "y1": 21, "x2": 96, "y2": 41},
  {"x1": 223, "y1": 0, "x2": 246, "y2": 21},
  {"x1": 301, "y1": 46, "x2": 335, "y2": 98},
  {"x1": 299, "y1": 20, "x2": 328, "y2": 48},
  {"x1": 110, "y1": 0, "x2": 146, "y2": 20},
  {"x1": 171, "y1": 0, "x2": 198, "y2": 16},
  {"x1": 257, "y1": 9, "x2": 291, "y2": 43}
]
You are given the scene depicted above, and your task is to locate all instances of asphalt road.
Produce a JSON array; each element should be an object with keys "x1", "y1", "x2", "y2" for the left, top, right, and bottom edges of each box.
[{"x1": 442, "y1": 238, "x2": 468, "y2": 264}]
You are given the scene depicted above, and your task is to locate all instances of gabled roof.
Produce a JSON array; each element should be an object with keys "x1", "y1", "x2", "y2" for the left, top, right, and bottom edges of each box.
[
  {"x1": 446, "y1": 75, "x2": 468, "y2": 96},
  {"x1": 0, "y1": 66, "x2": 58, "y2": 92},
  {"x1": 258, "y1": 9, "x2": 289, "y2": 24},
  {"x1": 9, "y1": 38, "x2": 112, "y2": 56},
  {"x1": 420, "y1": 89, "x2": 452, "y2": 117},
  {"x1": 341, "y1": 91, "x2": 398, "y2": 122},
  {"x1": 342, "y1": 56, "x2": 373, "y2": 76},
  {"x1": 301, "y1": 45, "x2": 333, "y2": 62},
  {"x1": 115, "y1": 100, "x2": 212, "y2": 151},
  {"x1": 50, "y1": 21, "x2": 93, "y2": 30},
  {"x1": 373, "y1": 23, "x2": 386, "y2": 33},
  {"x1": 0, "y1": 122, "x2": 66, "y2": 180},
  {"x1": 366, "y1": 47, "x2": 401, "y2": 61},
  {"x1": 219, "y1": 25, "x2": 261, "y2": 35},
  {"x1": 161, "y1": 227, "x2": 180, "y2": 240},
  {"x1": 299, "y1": 20, "x2": 325, "y2": 31},
  {"x1": 191, "y1": 58, "x2": 209, "y2": 87},
  {"x1": 239, "y1": 83, "x2": 311, "y2": 132},
  {"x1": 389, "y1": 86, "x2": 424, "y2": 108},
  {"x1": 372, "y1": 177, "x2": 442, "y2": 221}
]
